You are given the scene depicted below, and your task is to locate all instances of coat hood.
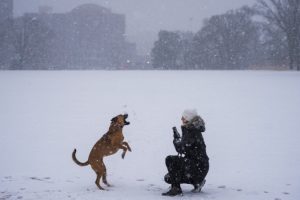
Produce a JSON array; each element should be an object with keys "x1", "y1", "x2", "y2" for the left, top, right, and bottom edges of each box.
[{"x1": 185, "y1": 115, "x2": 205, "y2": 130}]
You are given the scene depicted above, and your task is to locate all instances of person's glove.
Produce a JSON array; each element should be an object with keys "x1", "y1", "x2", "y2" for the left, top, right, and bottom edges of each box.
[{"x1": 172, "y1": 127, "x2": 181, "y2": 140}]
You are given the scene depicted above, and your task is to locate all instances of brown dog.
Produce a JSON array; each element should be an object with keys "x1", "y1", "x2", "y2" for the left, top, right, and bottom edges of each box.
[{"x1": 72, "y1": 114, "x2": 131, "y2": 190}]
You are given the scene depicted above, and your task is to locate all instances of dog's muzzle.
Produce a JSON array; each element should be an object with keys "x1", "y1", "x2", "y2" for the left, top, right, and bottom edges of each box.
[{"x1": 124, "y1": 114, "x2": 130, "y2": 125}]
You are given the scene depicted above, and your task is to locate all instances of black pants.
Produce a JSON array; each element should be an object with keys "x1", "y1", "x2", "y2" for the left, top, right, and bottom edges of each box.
[{"x1": 165, "y1": 155, "x2": 209, "y2": 185}]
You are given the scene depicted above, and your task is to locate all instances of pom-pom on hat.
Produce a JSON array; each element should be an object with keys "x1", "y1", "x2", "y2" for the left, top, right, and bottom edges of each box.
[{"x1": 182, "y1": 109, "x2": 198, "y2": 122}]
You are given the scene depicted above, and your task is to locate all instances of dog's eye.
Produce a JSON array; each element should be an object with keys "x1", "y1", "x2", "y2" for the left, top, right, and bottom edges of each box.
[{"x1": 111, "y1": 117, "x2": 117, "y2": 122}]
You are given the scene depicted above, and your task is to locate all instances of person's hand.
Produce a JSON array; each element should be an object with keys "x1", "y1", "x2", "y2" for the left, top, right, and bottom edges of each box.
[{"x1": 172, "y1": 127, "x2": 180, "y2": 139}]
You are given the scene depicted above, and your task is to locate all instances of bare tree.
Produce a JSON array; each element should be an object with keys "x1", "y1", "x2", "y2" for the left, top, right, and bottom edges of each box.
[
  {"x1": 255, "y1": 0, "x2": 300, "y2": 70},
  {"x1": 151, "y1": 31, "x2": 182, "y2": 69},
  {"x1": 259, "y1": 21, "x2": 289, "y2": 67},
  {"x1": 191, "y1": 6, "x2": 261, "y2": 69}
]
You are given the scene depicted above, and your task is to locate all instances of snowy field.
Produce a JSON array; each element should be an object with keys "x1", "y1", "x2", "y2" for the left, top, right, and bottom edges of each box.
[{"x1": 0, "y1": 70, "x2": 299, "y2": 200}]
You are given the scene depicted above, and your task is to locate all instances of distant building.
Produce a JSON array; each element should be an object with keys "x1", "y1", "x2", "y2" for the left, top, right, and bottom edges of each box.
[
  {"x1": 0, "y1": 0, "x2": 13, "y2": 69},
  {"x1": 38, "y1": 6, "x2": 53, "y2": 14},
  {"x1": 0, "y1": 0, "x2": 13, "y2": 22},
  {"x1": 24, "y1": 4, "x2": 137, "y2": 69}
]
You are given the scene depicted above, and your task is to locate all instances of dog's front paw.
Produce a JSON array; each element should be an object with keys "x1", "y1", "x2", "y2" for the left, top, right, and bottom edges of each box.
[
  {"x1": 121, "y1": 152, "x2": 126, "y2": 159},
  {"x1": 128, "y1": 147, "x2": 132, "y2": 152}
]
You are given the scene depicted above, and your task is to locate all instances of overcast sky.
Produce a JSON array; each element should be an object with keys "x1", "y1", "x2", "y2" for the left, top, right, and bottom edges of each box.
[{"x1": 14, "y1": 0, "x2": 257, "y2": 55}]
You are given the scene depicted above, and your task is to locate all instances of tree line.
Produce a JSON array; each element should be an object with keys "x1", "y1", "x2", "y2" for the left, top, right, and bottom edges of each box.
[
  {"x1": 151, "y1": 0, "x2": 300, "y2": 70},
  {"x1": 0, "y1": 0, "x2": 299, "y2": 70}
]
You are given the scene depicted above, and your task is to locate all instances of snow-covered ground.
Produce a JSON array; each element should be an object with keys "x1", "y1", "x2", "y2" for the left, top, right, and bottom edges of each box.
[{"x1": 0, "y1": 70, "x2": 299, "y2": 200}]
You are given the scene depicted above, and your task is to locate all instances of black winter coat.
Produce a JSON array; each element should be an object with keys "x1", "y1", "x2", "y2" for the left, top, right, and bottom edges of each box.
[{"x1": 173, "y1": 116, "x2": 209, "y2": 163}]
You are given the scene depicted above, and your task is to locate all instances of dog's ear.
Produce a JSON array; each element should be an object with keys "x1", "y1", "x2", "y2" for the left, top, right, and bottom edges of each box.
[{"x1": 111, "y1": 117, "x2": 117, "y2": 123}]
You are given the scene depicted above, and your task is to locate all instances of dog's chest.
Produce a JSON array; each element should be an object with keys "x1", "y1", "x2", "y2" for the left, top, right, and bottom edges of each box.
[{"x1": 111, "y1": 132, "x2": 124, "y2": 144}]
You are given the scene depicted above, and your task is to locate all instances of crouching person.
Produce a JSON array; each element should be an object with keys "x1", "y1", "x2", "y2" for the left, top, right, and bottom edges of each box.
[{"x1": 162, "y1": 109, "x2": 209, "y2": 196}]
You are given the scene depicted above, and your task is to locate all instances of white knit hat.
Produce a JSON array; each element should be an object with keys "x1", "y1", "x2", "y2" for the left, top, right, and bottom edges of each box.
[{"x1": 182, "y1": 109, "x2": 198, "y2": 122}]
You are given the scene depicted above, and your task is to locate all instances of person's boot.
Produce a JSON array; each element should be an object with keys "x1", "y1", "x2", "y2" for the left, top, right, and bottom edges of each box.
[
  {"x1": 191, "y1": 179, "x2": 206, "y2": 193},
  {"x1": 162, "y1": 185, "x2": 183, "y2": 196}
]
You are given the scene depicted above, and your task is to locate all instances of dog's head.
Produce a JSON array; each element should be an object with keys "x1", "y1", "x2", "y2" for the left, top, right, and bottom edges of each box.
[{"x1": 111, "y1": 114, "x2": 130, "y2": 128}]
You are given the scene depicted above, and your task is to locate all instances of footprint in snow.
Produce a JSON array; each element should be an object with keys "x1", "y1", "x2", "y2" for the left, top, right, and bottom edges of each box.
[
  {"x1": 30, "y1": 177, "x2": 44, "y2": 181},
  {"x1": 283, "y1": 192, "x2": 290, "y2": 195},
  {"x1": 218, "y1": 185, "x2": 226, "y2": 189},
  {"x1": 236, "y1": 189, "x2": 242, "y2": 192},
  {"x1": 2, "y1": 176, "x2": 13, "y2": 182},
  {"x1": 1, "y1": 194, "x2": 12, "y2": 199},
  {"x1": 264, "y1": 191, "x2": 269, "y2": 194},
  {"x1": 86, "y1": 188, "x2": 99, "y2": 192},
  {"x1": 147, "y1": 184, "x2": 162, "y2": 191},
  {"x1": 136, "y1": 179, "x2": 145, "y2": 182}
]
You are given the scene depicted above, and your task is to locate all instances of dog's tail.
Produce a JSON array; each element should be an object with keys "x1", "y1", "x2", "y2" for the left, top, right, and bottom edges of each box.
[{"x1": 72, "y1": 149, "x2": 89, "y2": 166}]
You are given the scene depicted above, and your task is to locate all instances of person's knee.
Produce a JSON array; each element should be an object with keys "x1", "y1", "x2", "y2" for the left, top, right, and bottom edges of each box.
[
  {"x1": 164, "y1": 173, "x2": 172, "y2": 184},
  {"x1": 203, "y1": 162, "x2": 209, "y2": 174}
]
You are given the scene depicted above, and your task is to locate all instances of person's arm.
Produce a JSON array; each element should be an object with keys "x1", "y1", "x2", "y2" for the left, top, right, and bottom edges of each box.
[
  {"x1": 173, "y1": 138, "x2": 185, "y2": 154},
  {"x1": 172, "y1": 127, "x2": 185, "y2": 154},
  {"x1": 173, "y1": 126, "x2": 196, "y2": 154}
]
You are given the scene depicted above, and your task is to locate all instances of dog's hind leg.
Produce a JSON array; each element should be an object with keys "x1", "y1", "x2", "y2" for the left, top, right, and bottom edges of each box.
[
  {"x1": 91, "y1": 161, "x2": 105, "y2": 190},
  {"x1": 95, "y1": 172, "x2": 105, "y2": 190},
  {"x1": 102, "y1": 164, "x2": 111, "y2": 187}
]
